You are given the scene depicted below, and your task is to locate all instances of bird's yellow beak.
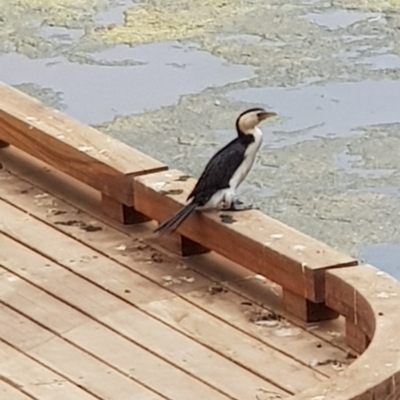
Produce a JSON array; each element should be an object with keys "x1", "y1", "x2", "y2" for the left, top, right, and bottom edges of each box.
[{"x1": 258, "y1": 111, "x2": 277, "y2": 121}]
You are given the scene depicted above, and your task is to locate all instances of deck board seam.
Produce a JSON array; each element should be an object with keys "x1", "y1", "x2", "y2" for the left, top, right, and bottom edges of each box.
[
  {"x1": 0, "y1": 302, "x2": 173, "y2": 400},
  {"x1": 0, "y1": 186, "x2": 343, "y2": 379},
  {"x1": 0, "y1": 169, "x2": 350, "y2": 353},
  {"x1": 0, "y1": 168, "x2": 346, "y2": 355},
  {"x1": 0, "y1": 338, "x2": 106, "y2": 400},
  {"x1": 0, "y1": 224, "x2": 314, "y2": 393},
  {"x1": 0, "y1": 376, "x2": 38, "y2": 400},
  {"x1": 0, "y1": 189, "x2": 345, "y2": 376},
  {"x1": 0, "y1": 260, "x2": 282, "y2": 399}
]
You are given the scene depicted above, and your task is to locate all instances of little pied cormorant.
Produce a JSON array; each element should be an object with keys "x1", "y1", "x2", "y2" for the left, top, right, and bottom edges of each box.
[{"x1": 154, "y1": 108, "x2": 277, "y2": 235}]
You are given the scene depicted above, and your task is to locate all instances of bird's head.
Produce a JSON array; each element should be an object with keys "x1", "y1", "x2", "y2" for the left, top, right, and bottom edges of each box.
[{"x1": 236, "y1": 108, "x2": 277, "y2": 136}]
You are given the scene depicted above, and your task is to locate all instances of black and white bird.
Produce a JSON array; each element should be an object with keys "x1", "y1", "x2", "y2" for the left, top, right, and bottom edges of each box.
[{"x1": 154, "y1": 108, "x2": 277, "y2": 235}]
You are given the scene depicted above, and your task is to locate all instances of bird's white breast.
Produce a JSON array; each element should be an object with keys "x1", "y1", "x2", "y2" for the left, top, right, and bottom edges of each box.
[{"x1": 229, "y1": 127, "x2": 263, "y2": 191}]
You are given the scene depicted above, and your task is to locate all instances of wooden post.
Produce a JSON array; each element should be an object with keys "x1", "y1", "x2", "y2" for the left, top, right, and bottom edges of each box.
[
  {"x1": 155, "y1": 230, "x2": 209, "y2": 257},
  {"x1": 282, "y1": 289, "x2": 338, "y2": 323},
  {"x1": 101, "y1": 193, "x2": 149, "y2": 225}
]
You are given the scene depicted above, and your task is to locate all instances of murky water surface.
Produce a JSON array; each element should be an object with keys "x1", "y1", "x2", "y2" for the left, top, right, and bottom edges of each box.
[
  {"x1": 1, "y1": 1, "x2": 400, "y2": 276},
  {"x1": 0, "y1": 42, "x2": 254, "y2": 124},
  {"x1": 361, "y1": 244, "x2": 400, "y2": 279},
  {"x1": 228, "y1": 80, "x2": 400, "y2": 148},
  {"x1": 304, "y1": 9, "x2": 383, "y2": 30}
]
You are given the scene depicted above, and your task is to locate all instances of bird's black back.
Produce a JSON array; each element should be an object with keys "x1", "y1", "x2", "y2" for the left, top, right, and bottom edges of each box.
[{"x1": 188, "y1": 135, "x2": 254, "y2": 206}]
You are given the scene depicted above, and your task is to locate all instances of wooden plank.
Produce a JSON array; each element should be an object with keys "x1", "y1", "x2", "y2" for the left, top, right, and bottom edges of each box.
[
  {"x1": 282, "y1": 289, "x2": 338, "y2": 323},
  {"x1": 133, "y1": 169, "x2": 358, "y2": 302},
  {"x1": 0, "y1": 342, "x2": 99, "y2": 400},
  {"x1": 65, "y1": 322, "x2": 233, "y2": 400},
  {"x1": 0, "y1": 310, "x2": 165, "y2": 400},
  {"x1": 101, "y1": 308, "x2": 289, "y2": 400},
  {"x1": 0, "y1": 273, "x2": 87, "y2": 335},
  {"x1": 0, "y1": 174, "x2": 352, "y2": 378},
  {"x1": 0, "y1": 83, "x2": 167, "y2": 206},
  {"x1": 142, "y1": 296, "x2": 329, "y2": 388},
  {"x1": 0, "y1": 200, "x2": 181, "y2": 305},
  {"x1": 0, "y1": 306, "x2": 53, "y2": 352},
  {"x1": 0, "y1": 217, "x2": 307, "y2": 395},
  {"x1": 0, "y1": 380, "x2": 34, "y2": 400},
  {"x1": 0, "y1": 234, "x2": 288, "y2": 400},
  {"x1": 0, "y1": 267, "x2": 233, "y2": 400}
]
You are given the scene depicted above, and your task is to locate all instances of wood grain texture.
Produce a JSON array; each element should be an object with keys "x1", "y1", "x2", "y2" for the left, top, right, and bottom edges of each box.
[
  {"x1": 325, "y1": 266, "x2": 375, "y2": 340},
  {"x1": 3, "y1": 89, "x2": 400, "y2": 399},
  {"x1": 0, "y1": 269, "x2": 233, "y2": 400},
  {"x1": 0, "y1": 380, "x2": 34, "y2": 400},
  {"x1": 0, "y1": 306, "x2": 164, "y2": 400},
  {"x1": 0, "y1": 170, "x2": 352, "y2": 379},
  {"x1": 0, "y1": 343, "x2": 99, "y2": 400},
  {"x1": 291, "y1": 264, "x2": 400, "y2": 399},
  {"x1": 0, "y1": 83, "x2": 167, "y2": 205},
  {"x1": 0, "y1": 203, "x2": 321, "y2": 395},
  {"x1": 134, "y1": 169, "x2": 358, "y2": 302},
  {"x1": 282, "y1": 289, "x2": 338, "y2": 322},
  {"x1": 0, "y1": 232, "x2": 288, "y2": 399},
  {"x1": 345, "y1": 319, "x2": 369, "y2": 354}
]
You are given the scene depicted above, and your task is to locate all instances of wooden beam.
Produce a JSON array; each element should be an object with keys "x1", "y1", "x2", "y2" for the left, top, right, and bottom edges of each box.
[
  {"x1": 133, "y1": 169, "x2": 358, "y2": 304},
  {"x1": 282, "y1": 289, "x2": 338, "y2": 322},
  {"x1": 101, "y1": 193, "x2": 149, "y2": 225},
  {"x1": 151, "y1": 229, "x2": 210, "y2": 257},
  {"x1": 0, "y1": 83, "x2": 167, "y2": 221}
]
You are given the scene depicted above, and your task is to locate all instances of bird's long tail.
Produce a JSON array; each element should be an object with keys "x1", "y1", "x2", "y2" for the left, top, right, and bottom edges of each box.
[{"x1": 154, "y1": 202, "x2": 198, "y2": 235}]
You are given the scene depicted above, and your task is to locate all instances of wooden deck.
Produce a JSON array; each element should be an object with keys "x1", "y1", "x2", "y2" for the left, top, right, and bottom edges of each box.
[
  {"x1": 2, "y1": 83, "x2": 400, "y2": 400},
  {"x1": 0, "y1": 158, "x2": 353, "y2": 400}
]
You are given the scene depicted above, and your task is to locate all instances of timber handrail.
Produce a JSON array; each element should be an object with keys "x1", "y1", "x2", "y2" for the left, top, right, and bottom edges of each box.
[
  {"x1": 0, "y1": 82, "x2": 167, "y2": 223},
  {"x1": 133, "y1": 169, "x2": 358, "y2": 321},
  {"x1": 1, "y1": 84, "x2": 400, "y2": 399}
]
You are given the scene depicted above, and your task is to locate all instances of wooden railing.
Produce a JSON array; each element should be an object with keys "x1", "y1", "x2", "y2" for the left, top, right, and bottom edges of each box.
[
  {"x1": 0, "y1": 83, "x2": 167, "y2": 223},
  {"x1": 1, "y1": 82, "x2": 400, "y2": 399},
  {"x1": 293, "y1": 264, "x2": 400, "y2": 399}
]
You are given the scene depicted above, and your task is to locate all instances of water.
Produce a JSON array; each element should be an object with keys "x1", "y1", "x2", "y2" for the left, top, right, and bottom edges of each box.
[
  {"x1": 0, "y1": 42, "x2": 254, "y2": 125},
  {"x1": 334, "y1": 151, "x2": 396, "y2": 179},
  {"x1": 94, "y1": 0, "x2": 136, "y2": 25},
  {"x1": 228, "y1": 80, "x2": 400, "y2": 148},
  {"x1": 361, "y1": 243, "x2": 400, "y2": 279},
  {"x1": 41, "y1": 26, "x2": 85, "y2": 45},
  {"x1": 304, "y1": 9, "x2": 383, "y2": 30},
  {"x1": 360, "y1": 54, "x2": 400, "y2": 70}
]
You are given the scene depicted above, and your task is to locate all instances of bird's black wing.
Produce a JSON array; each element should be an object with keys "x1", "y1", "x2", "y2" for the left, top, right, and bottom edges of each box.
[{"x1": 188, "y1": 138, "x2": 246, "y2": 205}]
